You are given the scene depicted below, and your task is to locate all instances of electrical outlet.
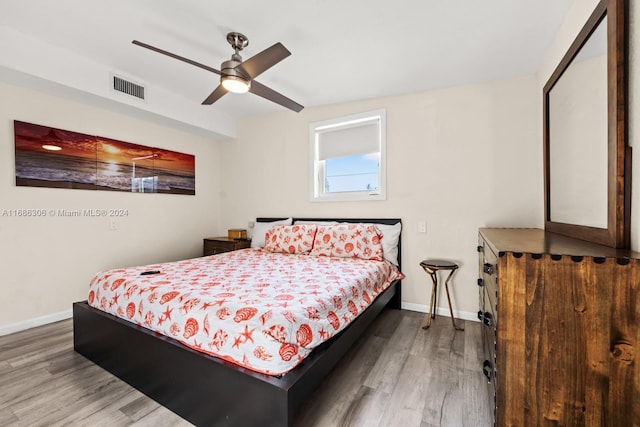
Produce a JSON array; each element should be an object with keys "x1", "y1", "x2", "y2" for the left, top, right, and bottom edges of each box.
[
  {"x1": 418, "y1": 221, "x2": 427, "y2": 233},
  {"x1": 248, "y1": 221, "x2": 255, "y2": 229}
]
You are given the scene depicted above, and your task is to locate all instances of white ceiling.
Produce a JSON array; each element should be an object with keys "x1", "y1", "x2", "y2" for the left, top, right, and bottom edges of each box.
[{"x1": 0, "y1": 0, "x2": 574, "y2": 138}]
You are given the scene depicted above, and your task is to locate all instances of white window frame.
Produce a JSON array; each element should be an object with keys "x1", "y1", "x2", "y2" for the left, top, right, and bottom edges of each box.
[{"x1": 309, "y1": 109, "x2": 386, "y2": 202}]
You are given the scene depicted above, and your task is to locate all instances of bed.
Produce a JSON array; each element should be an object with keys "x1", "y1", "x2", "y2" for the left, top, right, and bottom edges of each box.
[{"x1": 73, "y1": 217, "x2": 402, "y2": 426}]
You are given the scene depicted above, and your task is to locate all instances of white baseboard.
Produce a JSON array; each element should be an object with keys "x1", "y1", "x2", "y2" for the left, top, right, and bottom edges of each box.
[
  {"x1": 0, "y1": 309, "x2": 73, "y2": 337},
  {"x1": 401, "y1": 302, "x2": 478, "y2": 322}
]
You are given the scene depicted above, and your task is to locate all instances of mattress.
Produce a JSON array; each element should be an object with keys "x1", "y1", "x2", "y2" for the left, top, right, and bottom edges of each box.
[{"x1": 87, "y1": 248, "x2": 403, "y2": 375}]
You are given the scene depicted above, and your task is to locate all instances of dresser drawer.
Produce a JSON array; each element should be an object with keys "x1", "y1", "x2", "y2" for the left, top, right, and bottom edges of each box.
[
  {"x1": 478, "y1": 237, "x2": 498, "y2": 326},
  {"x1": 482, "y1": 357, "x2": 496, "y2": 424},
  {"x1": 480, "y1": 287, "x2": 496, "y2": 347},
  {"x1": 478, "y1": 239, "x2": 498, "y2": 316}
]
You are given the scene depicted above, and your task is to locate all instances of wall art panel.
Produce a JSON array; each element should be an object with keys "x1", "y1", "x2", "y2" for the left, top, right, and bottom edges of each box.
[{"x1": 14, "y1": 121, "x2": 195, "y2": 195}]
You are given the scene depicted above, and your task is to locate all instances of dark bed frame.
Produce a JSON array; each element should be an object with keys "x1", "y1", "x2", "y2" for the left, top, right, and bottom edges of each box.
[{"x1": 73, "y1": 218, "x2": 402, "y2": 426}]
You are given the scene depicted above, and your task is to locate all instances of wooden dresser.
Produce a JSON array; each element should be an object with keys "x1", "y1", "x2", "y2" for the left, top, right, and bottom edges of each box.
[
  {"x1": 203, "y1": 237, "x2": 251, "y2": 256},
  {"x1": 477, "y1": 228, "x2": 639, "y2": 426}
]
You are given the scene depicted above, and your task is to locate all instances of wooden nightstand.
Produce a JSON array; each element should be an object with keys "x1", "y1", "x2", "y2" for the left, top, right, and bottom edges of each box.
[{"x1": 203, "y1": 237, "x2": 251, "y2": 256}]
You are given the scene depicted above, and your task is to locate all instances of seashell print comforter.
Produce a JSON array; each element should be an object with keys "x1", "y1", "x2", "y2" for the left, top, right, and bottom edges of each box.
[{"x1": 87, "y1": 248, "x2": 403, "y2": 375}]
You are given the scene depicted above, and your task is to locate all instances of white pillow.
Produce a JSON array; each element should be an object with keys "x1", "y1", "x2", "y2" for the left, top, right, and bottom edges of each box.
[
  {"x1": 251, "y1": 218, "x2": 292, "y2": 248},
  {"x1": 360, "y1": 222, "x2": 402, "y2": 266}
]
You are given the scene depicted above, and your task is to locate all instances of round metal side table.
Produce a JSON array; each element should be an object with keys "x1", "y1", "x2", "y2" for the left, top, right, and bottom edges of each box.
[{"x1": 420, "y1": 259, "x2": 464, "y2": 331}]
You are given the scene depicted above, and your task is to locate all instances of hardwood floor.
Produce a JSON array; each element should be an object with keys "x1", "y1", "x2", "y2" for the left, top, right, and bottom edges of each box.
[{"x1": 0, "y1": 310, "x2": 491, "y2": 426}]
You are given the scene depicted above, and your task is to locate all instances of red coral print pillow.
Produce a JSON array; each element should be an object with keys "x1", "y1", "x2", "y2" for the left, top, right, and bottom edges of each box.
[
  {"x1": 264, "y1": 224, "x2": 317, "y2": 254},
  {"x1": 309, "y1": 224, "x2": 384, "y2": 261}
]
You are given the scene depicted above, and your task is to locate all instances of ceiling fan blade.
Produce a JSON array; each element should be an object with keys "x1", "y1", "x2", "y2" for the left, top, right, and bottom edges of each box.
[
  {"x1": 132, "y1": 40, "x2": 221, "y2": 75},
  {"x1": 237, "y1": 43, "x2": 291, "y2": 80},
  {"x1": 202, "y1": 85, "x2": 228, "y2": 105},
  {"x1": 250, "y1": 80, "x2": 303, "y2": 112}
]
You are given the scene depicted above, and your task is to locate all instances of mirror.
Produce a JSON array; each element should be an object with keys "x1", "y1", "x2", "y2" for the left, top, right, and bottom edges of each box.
[
  {"x1": 549, "y1": 18, "x2": 608, "y2": 229},
  {"x1": 544, "y1": 0, "x2": 629, "y2": 248}
]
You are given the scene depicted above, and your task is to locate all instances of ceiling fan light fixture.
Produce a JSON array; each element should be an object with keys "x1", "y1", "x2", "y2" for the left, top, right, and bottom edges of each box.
[
  {"x1": 221, "y1": 75, "x2": 250, "y2": 93},
  {"x1": 132, "y1": 33, "x2": 303, "y2": 111}
]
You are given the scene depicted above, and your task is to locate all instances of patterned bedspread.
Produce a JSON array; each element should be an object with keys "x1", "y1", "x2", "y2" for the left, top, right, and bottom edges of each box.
[{"x1": 87, "y1": 248, "x2": 403, "y2": 375}]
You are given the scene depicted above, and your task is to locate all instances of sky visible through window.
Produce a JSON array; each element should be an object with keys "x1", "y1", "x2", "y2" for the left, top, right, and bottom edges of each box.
[{"x1": 325, "y1": 153, "x2": 379, "y2": 193}]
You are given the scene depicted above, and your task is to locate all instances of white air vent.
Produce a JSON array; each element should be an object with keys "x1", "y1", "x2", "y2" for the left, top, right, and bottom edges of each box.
[{"x1": 112, "y1": 75, "x2": 145, "y2": 100}]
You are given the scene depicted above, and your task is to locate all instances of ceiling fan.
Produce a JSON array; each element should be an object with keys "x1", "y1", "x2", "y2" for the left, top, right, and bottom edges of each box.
[{"x1": 132, "y1": 32, "x2": 303, "y2": 112}]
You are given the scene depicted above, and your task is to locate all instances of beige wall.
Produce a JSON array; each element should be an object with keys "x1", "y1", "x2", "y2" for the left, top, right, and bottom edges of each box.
[
  {"x1": 0, "y1": 80, "x2": 223, "y2": 333},
  {"x1": 219, "y1": 77, "x2": 542, "y2": 319}
]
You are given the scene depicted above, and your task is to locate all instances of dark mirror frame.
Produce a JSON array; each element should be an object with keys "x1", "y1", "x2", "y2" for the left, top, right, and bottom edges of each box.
[{"x1": 543, "y1": 0, "x2": 629, "y2": 248}]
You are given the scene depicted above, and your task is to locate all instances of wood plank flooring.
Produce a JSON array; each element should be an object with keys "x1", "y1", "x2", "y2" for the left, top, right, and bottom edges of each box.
[{"x1": 0, "y1": 310, "x2": 491, "y2": 426}]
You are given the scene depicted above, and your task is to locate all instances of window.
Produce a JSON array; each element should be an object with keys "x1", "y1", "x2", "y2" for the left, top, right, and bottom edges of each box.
[{"x1": 309, "y1": 109, "x2": 386, "y2": 202}]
